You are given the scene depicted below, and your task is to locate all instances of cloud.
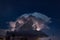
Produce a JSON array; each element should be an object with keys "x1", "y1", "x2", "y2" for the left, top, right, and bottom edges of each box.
[{"x1": 9, "y1": 12, "x2": 51, "y2": 31}]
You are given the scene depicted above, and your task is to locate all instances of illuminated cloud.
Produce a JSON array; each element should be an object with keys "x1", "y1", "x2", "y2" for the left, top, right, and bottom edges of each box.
[{"x1": 9, "y1": 12, "x2": 51, "y2": 31}]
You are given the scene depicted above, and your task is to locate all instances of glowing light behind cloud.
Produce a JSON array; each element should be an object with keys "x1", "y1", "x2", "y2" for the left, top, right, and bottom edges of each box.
[
  {"x1": 9, "y1": 21, "x2": 16, "y2": 31},
  {"x1": 9, "y1": 12, "x2": 51, "y2": 31}
]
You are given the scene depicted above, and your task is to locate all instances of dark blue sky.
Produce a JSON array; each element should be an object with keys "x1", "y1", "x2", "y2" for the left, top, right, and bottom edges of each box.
[{"x1": 0, "y1": 0, "x2": 60, "y2": 37}]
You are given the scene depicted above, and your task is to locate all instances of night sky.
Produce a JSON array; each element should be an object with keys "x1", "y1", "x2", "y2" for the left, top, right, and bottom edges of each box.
[{"x1": 0, "y1": 0, "x2": 60, "y2": 38}]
